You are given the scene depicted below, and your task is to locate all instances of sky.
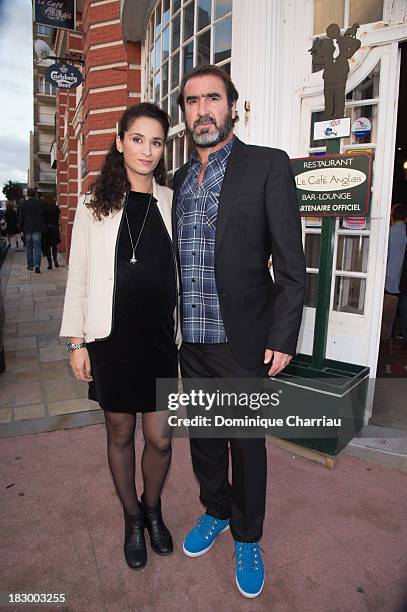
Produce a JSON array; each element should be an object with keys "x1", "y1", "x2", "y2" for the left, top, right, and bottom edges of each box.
[{"x1": 0, "y1": 0, "x2": 33, "y2": 198}]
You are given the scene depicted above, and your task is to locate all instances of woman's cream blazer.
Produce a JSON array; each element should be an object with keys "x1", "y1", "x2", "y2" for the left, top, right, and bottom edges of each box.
[{"x1": 60, "y1": 179, "x2": 182, "y2": 348}]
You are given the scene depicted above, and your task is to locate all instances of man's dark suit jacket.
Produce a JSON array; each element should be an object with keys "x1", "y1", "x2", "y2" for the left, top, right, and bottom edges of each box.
[
  {"x1": 19, "y1": 197, "x2": 46, "y2": 234},
  {"x1": 172, "y1": 137, "x2": 306, "y2": 369}
]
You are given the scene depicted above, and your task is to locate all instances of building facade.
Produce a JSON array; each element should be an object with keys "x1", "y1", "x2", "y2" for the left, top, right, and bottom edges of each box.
[
  {"x1": 30, "y1": 22, "x2": 57, "y2": 197},
  {"x1": 54, "y1": 0, "x2": 140, "y2": 251},
  {"x1": 54, "y1": 0, "x2": 407, "y2": 422},
  {"x1": 53, "y1": 17, "x2": 84, "y2": 252}
]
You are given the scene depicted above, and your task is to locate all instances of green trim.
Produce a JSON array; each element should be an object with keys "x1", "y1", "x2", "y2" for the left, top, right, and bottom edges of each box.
[{"x1": 311, "y1": 138, "x2": 340, "y2": 369}]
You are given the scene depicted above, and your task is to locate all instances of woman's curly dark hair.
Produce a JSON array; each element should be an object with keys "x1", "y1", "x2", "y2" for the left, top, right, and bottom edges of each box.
[{"x1": 87, "y1": 103, "x2": 171, "y2": 219}]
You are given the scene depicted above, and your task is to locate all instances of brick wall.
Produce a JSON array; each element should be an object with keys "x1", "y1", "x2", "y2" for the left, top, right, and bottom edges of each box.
[
  {"x1": 56, "y1": 23, "x2": 83, "y2": 253},
  {"x1": 57, "y1": 0, "x2": 142, "y2": 257}
]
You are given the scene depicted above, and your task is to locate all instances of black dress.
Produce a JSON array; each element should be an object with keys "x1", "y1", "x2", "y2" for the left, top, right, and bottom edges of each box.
[
  {"x1": 87, "y1": 191, "x2": 178, "y2": 413},
  {"x1": 44, "y1": 205, "x2": 61, "y2": 246}
]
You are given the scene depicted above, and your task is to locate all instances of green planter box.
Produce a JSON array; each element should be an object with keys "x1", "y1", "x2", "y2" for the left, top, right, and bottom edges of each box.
[{"x1": 274, "y1": 353, "x2": 370, "y2": 456}]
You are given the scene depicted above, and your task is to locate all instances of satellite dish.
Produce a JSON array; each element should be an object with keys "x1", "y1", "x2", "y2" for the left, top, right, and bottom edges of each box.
[{"x1": 34, "y1": 39, "x2": 51, "y2": 61}]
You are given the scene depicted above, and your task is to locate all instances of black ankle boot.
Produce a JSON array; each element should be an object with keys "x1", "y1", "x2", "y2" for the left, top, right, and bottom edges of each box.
[
  {"x1": 123, "y1": 512, "x2": 147, "y2": 570},
  {"x1": 141, "y1": 495, "x2": 173, "y2": 555}
]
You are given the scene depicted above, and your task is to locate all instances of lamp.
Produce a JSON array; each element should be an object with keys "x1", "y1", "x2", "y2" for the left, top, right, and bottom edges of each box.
[{"x1": 34, "y1": 39, "x2": 85, "y2": 65}]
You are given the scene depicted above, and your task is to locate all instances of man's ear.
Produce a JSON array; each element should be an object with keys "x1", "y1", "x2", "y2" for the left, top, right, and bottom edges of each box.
[
  {"x1": 231, "y1": 101, "x2": 237, "y2": 120},
  {"x1": 116, "y1": 134, "x2": 123, "y2": 153}
]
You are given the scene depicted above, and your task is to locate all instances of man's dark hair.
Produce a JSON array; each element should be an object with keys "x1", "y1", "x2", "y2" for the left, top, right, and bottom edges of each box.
[
  {"x1": 27, "y1": 188, "x2": 36, "y2": 197},
  {"x1": 392, "y1": 203, "x2": 407, "y2": 222},
  {"x1": 177, "y1": 64, "x2": 239, "y2": 124}
]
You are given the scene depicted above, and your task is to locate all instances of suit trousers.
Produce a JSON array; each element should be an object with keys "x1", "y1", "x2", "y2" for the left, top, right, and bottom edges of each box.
[{"x1": 180, "y1": 342, "x2": 268, "y2": 542}]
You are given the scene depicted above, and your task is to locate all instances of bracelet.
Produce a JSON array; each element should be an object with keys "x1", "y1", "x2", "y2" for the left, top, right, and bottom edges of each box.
[{"x1": 66, "y1": 341, "x2": 86, "y2": 353}]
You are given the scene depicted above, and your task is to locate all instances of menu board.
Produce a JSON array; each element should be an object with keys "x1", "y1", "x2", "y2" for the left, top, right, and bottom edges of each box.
[{"x1": 34, "y1": 0, "x2": 76, "y2": 31}]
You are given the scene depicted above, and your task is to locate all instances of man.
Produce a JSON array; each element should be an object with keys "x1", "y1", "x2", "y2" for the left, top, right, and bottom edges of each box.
[
  {"x1": 172, "y1": 65, "x2": 306, "y2": 598},
  {"x1": 397, "y1": 216, "x2": 407, "y2": 349},
  {"x1": 381, "y1": 203, "x2": 407, "y2": 342},
  {"x1": 19, "y1": 188, "x2": 46, "y2": 273}
]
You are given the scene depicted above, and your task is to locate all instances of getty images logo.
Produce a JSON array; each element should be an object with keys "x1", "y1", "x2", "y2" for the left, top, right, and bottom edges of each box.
[{"x1": 167, "y1": 389, "x2": 283, "y2": 412}]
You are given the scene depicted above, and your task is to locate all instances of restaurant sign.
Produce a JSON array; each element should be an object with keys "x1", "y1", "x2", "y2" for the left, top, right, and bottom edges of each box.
[
  {"x1": 291, "y1": 154, "x2": 372, "y2": 217},
  {"x1": 34, "y1": 0, "x2": 76, "y2": 31}
]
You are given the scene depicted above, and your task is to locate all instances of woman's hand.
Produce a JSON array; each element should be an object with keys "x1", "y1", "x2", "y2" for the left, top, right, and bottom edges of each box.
[{"x1": 70, "y1": 347, "x2": 93, "y2": 382}]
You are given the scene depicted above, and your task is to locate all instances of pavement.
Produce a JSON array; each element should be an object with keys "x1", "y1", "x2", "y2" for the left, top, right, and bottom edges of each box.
[
  {"x1": 1, "y1": 428, "x2": 407, "y2": 612},
  {"x1": 0, "y1": 249, "x2": 99, "y2": 433},
  {"x1": 1, "y1": 248, "x2": 407, "y2": 612}
]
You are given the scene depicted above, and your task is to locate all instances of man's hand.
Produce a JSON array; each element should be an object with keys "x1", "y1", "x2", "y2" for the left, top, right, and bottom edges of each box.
[
  {"x1": 70, "y1": 347, "x2": 93, "y2": 382},
  {"x1": 264, "y1": 349, "x2": 292, "y2": 377}
]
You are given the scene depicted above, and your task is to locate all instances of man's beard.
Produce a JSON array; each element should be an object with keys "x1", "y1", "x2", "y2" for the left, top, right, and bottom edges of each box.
[{"x1": 187, "y1": 110, "x2": 234, "y2": 147}]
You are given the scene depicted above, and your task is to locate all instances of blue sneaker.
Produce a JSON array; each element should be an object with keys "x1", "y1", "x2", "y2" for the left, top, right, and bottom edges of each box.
[
  {"x1": 183, "y1": 514, "x2": 230, "y2": 557},
  {"x1": 234, "y1": 541, "x2": 265, "y2": 598}
]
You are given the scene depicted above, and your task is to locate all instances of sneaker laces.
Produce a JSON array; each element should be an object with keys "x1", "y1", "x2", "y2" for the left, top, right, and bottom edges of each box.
[
  {"x1": 234, "y1": 542, "x2": 264, "y2": 572},
  {"x1": 195, "y1": 514, "x2": 222, "y2": 540}
]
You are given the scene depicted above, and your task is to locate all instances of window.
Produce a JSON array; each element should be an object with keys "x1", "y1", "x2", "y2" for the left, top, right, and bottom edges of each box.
[
  {"x1": 38, "y1": 77, "x2": 56, "y2": 96},
  {"x1": 35, "y1": 24, "x2": 53, "y2": 36},
  {"x1": 145, "y1": 0, "x2": 233, "y2": 180},
  {"x1": 313, "y1": 0, "x2": 383, "y2": 35},
  {"x1": 333, "y1": 277, "x2": 366, "y2": 314},
  {"x1": 198, "y1": 0, "x2": 211, "y2": 30},
  {"x1": 304, "y1": 63, "x2": 380, "y2": 314},
  {"x1": 336, "y1": 236, "x2": 369, "y2": 273},
  {"x1": 305, "y1": 234, "x2": 321, "y2": 269},
  {"x1": 342, "y1": 63, "x2": 380, "y2": 148},
  {"x1": 349, "y1": 0, "x2": 383, "y2": 26},
  {"x1": 313, "y1": 0, "x2": 344, "y2": 36}
]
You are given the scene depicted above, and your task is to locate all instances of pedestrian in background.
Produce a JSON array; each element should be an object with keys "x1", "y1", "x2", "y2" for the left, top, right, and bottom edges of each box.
[
  {"x1": 18, "y1": 188, "x2": 46, "y2": 273},
  {"x1": 43, "y1": 195, "x2": 61, "y2": 269},
  {"x1": 396, "y1": 213, "x2": 407, "y2": 349},
  {"x1": 381, "y1": 203, "x2": 407, "y2": 343},
  {"x1": 5, "y1": 202, "x2": 21, "y2": 248}
]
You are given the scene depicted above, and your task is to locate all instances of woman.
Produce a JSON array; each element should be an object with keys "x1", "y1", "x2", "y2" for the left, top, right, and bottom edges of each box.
[
  {"x1": 5, "y1": 202, "x2": 21, "y2": 248},
  {"x1": 60, "y1": 103, "x2": 181, "y2": 570},
  {"x1": 43, "y1": 195, "x2": 61, "y2": 269}
]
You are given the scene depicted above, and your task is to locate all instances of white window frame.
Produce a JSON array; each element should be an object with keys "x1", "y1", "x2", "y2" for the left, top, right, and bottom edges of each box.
[{"x1": 143, "y1": 0, "x2": 232, "y2": 178}]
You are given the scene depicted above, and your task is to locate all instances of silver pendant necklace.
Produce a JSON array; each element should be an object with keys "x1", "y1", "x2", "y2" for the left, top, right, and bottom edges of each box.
[{"x1": 125, "y1": 193, "x2": 153, "y2": 264}]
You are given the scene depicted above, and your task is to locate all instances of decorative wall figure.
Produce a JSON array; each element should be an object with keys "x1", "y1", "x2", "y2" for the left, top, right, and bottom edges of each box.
[{"x1": 310, "y1": 23, "x2": 361, "y2": 119}]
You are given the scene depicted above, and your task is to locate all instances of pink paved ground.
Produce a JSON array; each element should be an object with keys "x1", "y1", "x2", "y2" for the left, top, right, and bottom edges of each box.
[{"x1": 1, "y1": 425, "x2": 406, "y2": 612}]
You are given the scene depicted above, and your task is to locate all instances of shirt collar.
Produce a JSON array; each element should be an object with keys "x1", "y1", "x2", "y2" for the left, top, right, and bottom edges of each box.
[{"x1": 191, "y1": 134, "x2": 236, "y2": 166}]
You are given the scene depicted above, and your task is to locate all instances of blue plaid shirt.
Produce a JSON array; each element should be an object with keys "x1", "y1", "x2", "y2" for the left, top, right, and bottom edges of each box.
[{"x1": 176, "y1": 136, "x2": 236, "y2": 343}]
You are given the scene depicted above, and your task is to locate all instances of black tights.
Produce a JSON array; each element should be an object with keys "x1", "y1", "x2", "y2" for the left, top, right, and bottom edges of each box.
[
  {"x1": 104, "y1": 410, "x2": 172, "y2": 516},
  {"x1": 46, "y1": 244, "x2": 58, "y2": 265}
]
